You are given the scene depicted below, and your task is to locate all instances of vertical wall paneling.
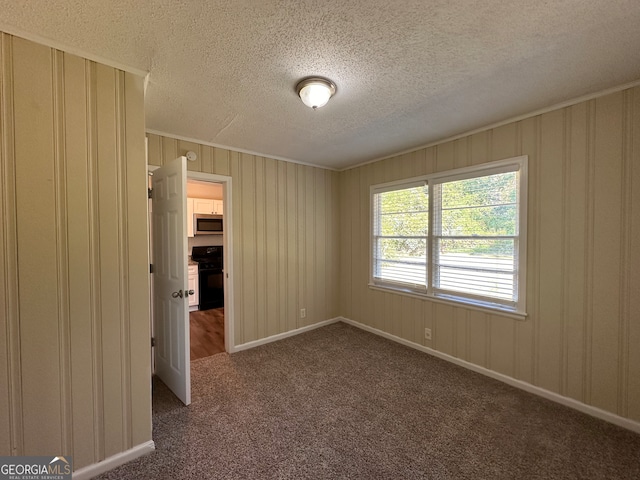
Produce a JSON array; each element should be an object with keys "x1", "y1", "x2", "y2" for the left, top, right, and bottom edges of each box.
[
  {"x1": 64, "y1": 51, "x2": 95, "y2": 465},
  {"x1": 115, "y1": 69, "x2": 132, "y2": 450},
  {"x1": 466, "y1": 311, "x2": 487, "y2": 368},
  {"x1": 199, "y1": 144, "x2": 212, "y2": 173},
  {"x1": 0, "y1": 34, "x2": 10, "y2": 456},
  {"x1": 491, "y1": 123, "x2": 518, "y2": 159},
  {"x1": 326, "y1": 171, "x2": 337, "y2": 320},
  {"x1": 13, "y1": 36, "x2": 62, "y2": 455},
  {"x1": 216, "y1": 147, "x2": 232, "y2": 175},
  {"x1": 87, "y1": 59, "x2": 108, "y2": 463},
  {"x1": 64, "y1": 52, "x2": 95, "y2": 466},
  {"x1": 52, "y1": 49, "x2": 73, "y2": 454},
  {"x1": 86, "y1": 59, "x2": 106, "y2": 463},
  {"x1": 618, "y1": 89, "x2": 633, "y2": 417},
  {"x1": 96, "y1": 63, "x2": 124, "y2": 458},
  {"x1": 340, "y1": 169, "x2": 352, "y2": 318},
  {"x1": 390, "y1": 294, "x2": 403, "y2": 338},
  {"x1": 530, "y1": 116, "x2": 542, "y2": 386},
  {"x1": 254, "y1": 156, "x2": 267, "y2": 338},
  {"x1": 297, "y1": 165, "x2": 306, "y2": 328},
  {"x1": 276, "y1": 161, "x2": 287, "y2": 333},
  {"x1": 285, "y1": 161, "x2": 298, "y2": 332},
  {"x1": 147, "y1": 134, "x2": 161, "y2": 166},
  {"x1": 590, "y1": 93, "x2": 623, "y2": 414},
  {"x1": 564, "y1": 103, "x2": 587, "y2": 402},
  {"x1": 0, "y1": 32, "x2": 24, "y2": 456},
  {"x1": 240, "y1": 154, "x2": 257, "y2": 342},
  {"x1": 434, "y1": 304, "x2": 454, "y2": 356},
  {"x1": 560, "y1": 109, "x2": 572, "y2": 397},
  {"x1": 413, "y1": 298, "x2": 425, "y2": 348},
  {"x1": 537, "y1": 110, "x2": 564, "y2": 394},
  {"x1": 628, "y1": 89, "x2": 640, "y2": 422},
  {"x1": 304, "y1": 167, "x2": 315, "y2": 326},
  {"x1": 456, "y1": 308, "x2": 467, "y2": 355},
  {"x1": 264, "y1": 157, "x2": 278, "y2": 337},
  {"x1": 339, "y1": 85, "x2": 640, "y2": 424},
  {"x1": 583, "y1": 100, "x2": 596, "y2": 404},
  {"x1": 316, "y1": 169, "x2": 327, "y2": 323},
  {"x1": 351, "y1": 169, "x2": 360, "y2": 320},
  {"x1": 1, "y1": 33, "x2": 150, "y2": 469}
]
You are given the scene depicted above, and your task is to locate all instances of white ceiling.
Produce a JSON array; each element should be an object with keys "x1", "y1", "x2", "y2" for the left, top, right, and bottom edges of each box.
[{"x1": 2, "y1": 1, "x2": 640, "y2": 169}]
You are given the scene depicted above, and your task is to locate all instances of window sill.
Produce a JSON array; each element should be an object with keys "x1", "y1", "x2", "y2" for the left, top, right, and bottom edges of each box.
[{"x1": 367, "y1": 283, "x2": 528, "y2": 321}]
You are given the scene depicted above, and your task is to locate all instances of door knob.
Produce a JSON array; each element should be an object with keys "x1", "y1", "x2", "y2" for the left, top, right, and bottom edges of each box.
[
  {"x1": 172, "y1": 290, "x2": 183, "y2": 298},
  {"x1": 187, "y1": 289, "x2": 195, "y2": 296}
]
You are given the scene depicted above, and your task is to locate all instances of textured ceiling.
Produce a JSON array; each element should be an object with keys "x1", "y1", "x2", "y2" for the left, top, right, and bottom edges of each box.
[{"x1": 2, "y1": 1, "x2": 640, "y2": 169}]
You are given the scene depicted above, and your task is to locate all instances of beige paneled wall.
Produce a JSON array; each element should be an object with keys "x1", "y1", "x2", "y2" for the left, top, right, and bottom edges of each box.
[
  {"x1": 340, "y1": 87, "x2": 640, "y2": 422},
  {"x1": 146, "y1": 134, "x2": 340, "y2": 345},
  {"x1": 0, "y1": 33, "x2": 151, "y2": 468}
]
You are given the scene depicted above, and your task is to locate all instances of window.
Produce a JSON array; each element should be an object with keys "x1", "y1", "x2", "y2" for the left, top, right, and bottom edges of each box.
[{"x1": 371, "y1": 156, "x2": 527, "y2": 316}]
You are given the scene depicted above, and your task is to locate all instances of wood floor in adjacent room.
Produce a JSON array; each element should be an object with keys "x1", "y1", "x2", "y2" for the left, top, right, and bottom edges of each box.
[{"x1": 189, "y1": 307, "x2": 225, "y2": 360}]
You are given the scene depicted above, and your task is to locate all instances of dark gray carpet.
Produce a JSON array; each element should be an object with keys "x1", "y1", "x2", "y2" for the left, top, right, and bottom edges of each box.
[{"x1": 95, "y1": 322, "x2": 640, "y2": 479}]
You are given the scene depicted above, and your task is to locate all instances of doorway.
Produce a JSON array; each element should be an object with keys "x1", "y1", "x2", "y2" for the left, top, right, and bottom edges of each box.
[
  {"x1": 149, "y1": 160, "x2": 234, "y2": 405},
  {"x1": 186, "y1": 172, "x2": 234, "y2": 359}
]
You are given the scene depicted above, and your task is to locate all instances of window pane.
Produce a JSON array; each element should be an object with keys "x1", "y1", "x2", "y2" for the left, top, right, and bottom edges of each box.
[
  {"x1": 373, "y1": 184, "x2": 429, "y2": 289},
  {"x1": 439, "y1": 172, "x2": 517, "y2": 236},
  {"x1": 374, "y1": 237, "x2": 427, "y2": 287},
  {"x1": 433, "y1": 238, "x2": 516, "y2": 301},
  {"x1": 377, "y1": 185, "x2": 429, "y2": 237},
  {"x1": 380, "y1": 211, "x2": 428, "y2": 236}
]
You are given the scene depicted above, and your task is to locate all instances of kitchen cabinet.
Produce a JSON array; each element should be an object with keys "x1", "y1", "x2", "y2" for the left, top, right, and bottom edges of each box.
[
  {"x1": 188, "y1": 264, "x2": 199, "y2": 311},
  {"x1": 193, "y1": 198, "x2": 214, "y2": 214},
  {"x1": 192, "y1": 197, "x2": 223, "y2": 215}
]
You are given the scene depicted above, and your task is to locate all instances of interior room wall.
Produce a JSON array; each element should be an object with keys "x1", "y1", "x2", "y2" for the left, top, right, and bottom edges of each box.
[
  {"x1": 187, "y1": 181, "x2": 223, "y2": 199},
  {"x1": 147, "y1": 134, "x2": 341, "y2": 345},
  {"x1": 0, "y1": 33, "x2": 151, "y2": 467},
  {"x1": 188, "y1": 234, "x2": 223, "y2": 254},
  {"x1": 339, "y1": 86, "x2": 640, "y2": 424}
]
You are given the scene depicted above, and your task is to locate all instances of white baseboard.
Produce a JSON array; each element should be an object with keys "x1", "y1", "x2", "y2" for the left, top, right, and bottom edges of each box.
[
  {"x1": 72, "y1": 441, "x2": 155, "y2": 480},
  {"x1": 339, "y1": 316, "x2": 640, "y2": 435},
  {"x1": 231, "y1": 317, "x2": 341, "y2": 353}
]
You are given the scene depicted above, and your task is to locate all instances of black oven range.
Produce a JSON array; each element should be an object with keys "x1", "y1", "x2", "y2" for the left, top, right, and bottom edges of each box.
[{"x1": 191, "y1": 246, "x2": 224, "y2": 310}]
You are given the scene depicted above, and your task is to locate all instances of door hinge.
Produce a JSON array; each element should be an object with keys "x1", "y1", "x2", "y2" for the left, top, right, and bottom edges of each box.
[
  {"x1": 150, "y1": 263, "x2": 154, "y2": 274},
  {"x1": 148, "y1": 187, "x2": 152, "y2": 199},
  {"x1": 151, "y1": 337, "x2": 155, "y2": 347}
]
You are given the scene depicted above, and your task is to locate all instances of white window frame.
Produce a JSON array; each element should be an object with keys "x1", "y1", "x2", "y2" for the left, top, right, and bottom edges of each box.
[{"x1": 369, "y1": 156, "x2": 528, "y2": 319}]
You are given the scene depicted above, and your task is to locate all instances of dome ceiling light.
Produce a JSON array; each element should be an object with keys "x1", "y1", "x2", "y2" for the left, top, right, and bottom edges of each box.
[{"x1": 296, "y1": 77, "x2": 337, "y2": 110}]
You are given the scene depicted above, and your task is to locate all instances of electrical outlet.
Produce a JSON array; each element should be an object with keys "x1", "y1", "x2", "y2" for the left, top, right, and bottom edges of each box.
[
  {"x1": 300, "y1": 308, "x2": 306, "y2": 318},
  {"x1": 424, "y1": 328, "x2": 432, "y2": 340}
]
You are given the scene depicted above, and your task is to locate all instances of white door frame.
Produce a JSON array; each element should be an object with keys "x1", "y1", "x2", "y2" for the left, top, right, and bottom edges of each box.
[
  {"x1": 148, "y1": 167, "x2": 235, "y2": 356},
  {"x1": 187, "y1": 170, "x2": 235, "y2": 353}
]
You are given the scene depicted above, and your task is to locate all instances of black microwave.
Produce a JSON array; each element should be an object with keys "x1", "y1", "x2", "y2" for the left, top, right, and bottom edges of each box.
[{"x1": 194, "y1": 214, "x2": 223, "y2": 235}]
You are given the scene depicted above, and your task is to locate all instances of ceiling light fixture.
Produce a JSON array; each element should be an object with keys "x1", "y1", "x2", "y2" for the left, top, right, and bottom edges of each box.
[{"x1": 296, "y1": 77, "x2": 337, "y2": 110}]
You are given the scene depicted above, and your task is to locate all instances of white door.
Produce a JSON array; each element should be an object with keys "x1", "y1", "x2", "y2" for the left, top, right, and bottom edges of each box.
[{"x1": 152, "y1": 157, "x2": 191, "y2": 405}]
